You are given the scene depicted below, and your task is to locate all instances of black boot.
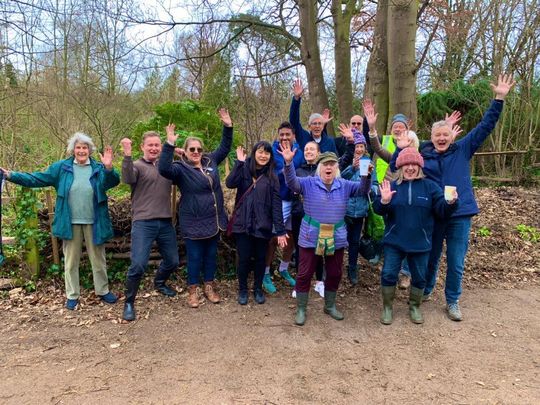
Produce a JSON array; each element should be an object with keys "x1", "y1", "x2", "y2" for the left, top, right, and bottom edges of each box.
[
  {"x1": 154, "y1": 268, "x2": 177, "y2": 297},
  {"x1": 123, "y1": 277, "x2": 140, "y2": 322}
]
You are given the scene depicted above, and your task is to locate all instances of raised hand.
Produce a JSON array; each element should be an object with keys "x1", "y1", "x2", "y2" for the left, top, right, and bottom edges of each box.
[
  {"x1": 292, "y1": 79, "x2": 304, "y2": 100},
  {"x1": 99, "y1": 145, "x2": 114, "y2": 169},
  {"x1": 491, "y1": 74, "x2": 516, "y2": 100},
  {"x1": 363, "y1": 101, "x2": 378, "y2": 130},
  {"x1": 120, "y1": 138, "x2": 132, "y2": 156},
  {"x1": 338, "y1": 123, "x2": 354, "y2": 142},
  {"x1": 396, "y1": 132, "x2": 411, "y2": 149},
  {"x1": 379, "y1": 180, "x2": 396, "y2": 204},
  {"x1": 445, "y1": 111, "x2": 462, "y2": 127},
  {"x1": 174, "y1": 147, "x2": 185, "y2": 158},
  {"x1": 0, "y1": 167, "x2": 11, "y2": 179},
  {"x1": 451, "y1": 124, "x2": 463, "y2": 141},
  {"x1": 276, "y1": 141, "x2": 297, "y2": 165},
  {"x1": 236, "y1": 145, "x2": 246, "y2": 162},
  {"x1": 219, "y1": 108, "x2": 233, "y2": 127},
  {"x1": 165, "y1": 123, "x2": 177, "y2": 145},
  {"x1": 321, "y1": 108, "x2": 333, "y2": 124}
]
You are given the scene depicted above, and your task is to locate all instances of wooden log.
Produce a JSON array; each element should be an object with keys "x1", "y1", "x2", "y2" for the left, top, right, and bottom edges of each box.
[
  {"x1": 472, "y1": 176, "x2": 516, "y2": 183},
  {"x1": 45, "y1": 190, "x2": 60, "y2": 265}
]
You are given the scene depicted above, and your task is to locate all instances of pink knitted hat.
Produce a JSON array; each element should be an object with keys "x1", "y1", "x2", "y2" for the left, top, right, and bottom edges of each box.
[{"x1": 396, "y1": 147, "x2": 424, "y2": 168}]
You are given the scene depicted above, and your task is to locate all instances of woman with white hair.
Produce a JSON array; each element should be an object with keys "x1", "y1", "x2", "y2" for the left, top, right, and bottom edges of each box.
[
  {"x1": 1, "y1": 133, "x2": 120, "y2": 310},
  {"x1": 279, "y1": 145, "x2": 372, "y2": 326}
]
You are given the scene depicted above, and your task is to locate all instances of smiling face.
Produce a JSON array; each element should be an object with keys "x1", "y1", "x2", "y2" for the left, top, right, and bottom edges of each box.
[
  {"x1": 141, "y1": 135, "x2": 162, "y2": 162},
  {"x1": 354, "y1": 143, "x2": 366, "y2": 157},
  {"x1": 278, "y1": 127, "x2": 295, "y2": 149},
  {"x1": 185, "y1": 139, "x2": 203, "y2": 166},
  {"x1": 402, "y1": 163, "x2": 420, "y2": 180},
  {"x1": 304, "y1": 142, "x2": 319, "y2": 164},
  {"x1": 254, "y1": 147, "x2": 271, "y2": 168},
  {"x1": 431, "y1": 125, "x2": 453, "y2": 153},
  {"x1": 391, "y1": 122, "x2": 408, "y2": 140},
  {"x1": 320, "y1": 161, "x2": 338, "y2": 184},
  {"x1": 309, "y1": 118, "x2": 324, "y2": 139},
  {"x1": 73, "y1": 142, "x2": 90, "y2": 164}
]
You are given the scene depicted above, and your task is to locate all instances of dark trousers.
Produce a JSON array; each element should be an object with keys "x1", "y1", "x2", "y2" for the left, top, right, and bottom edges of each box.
[
  {"x1": 380, "y1": 245, "x2": 429, "y2": 289},
  {"x1": 235, "y1": 233, "x2": 270, "y2": 292},
  {"x1": 345, "y1": 216, "x2": 364, "y2": 270},
  {"x1": 127, "y1": 219, "x2": 179, "y2": 281},
  {"x1": 296, "y1": 247, "x2": 344, "y2": 293},
  {"x1": 184, "y1": 234, "x2": 219, "y2": 285},
  {"x1": 292, "y1": 214, "x2": 323, "y2": 281}
]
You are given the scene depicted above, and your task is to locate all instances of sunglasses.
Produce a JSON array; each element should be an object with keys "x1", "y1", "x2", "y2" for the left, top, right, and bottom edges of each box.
[
  {"x1": 351, "y1": 122, "x2": 362, "y2": 125},
  {"x1": 188, "y1": 147, "x2": 203, "y2": 153}
]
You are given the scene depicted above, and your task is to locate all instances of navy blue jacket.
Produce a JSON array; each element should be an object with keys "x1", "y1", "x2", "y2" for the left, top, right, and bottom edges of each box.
[
  {"x1": 391, "y1": 100, "x2": 503, "y2": 218},
  {"x1": 225, "y1": 158, "x2": 285, "y2": 239},
  {"x1": 272, "y1": 140, "x2": 304, "y2": 201},
  {"x1": 158, "y1": 126, "x2": 233, "y2": 239},
  {"x1": 373, "y1": 178, "x2": 457, "y2": 252},
  {"x1": 289, "y1": 97, "x2": 337, "y2": 154}
]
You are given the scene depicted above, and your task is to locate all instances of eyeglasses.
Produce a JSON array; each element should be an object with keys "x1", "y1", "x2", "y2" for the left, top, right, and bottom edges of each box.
[
  {"x1": 310, "y1": 122, "x2": 323, "y2": 126},
  {"x1": 188, "y1": 147, "x2": 203, "y2": 153},
  {"x1": 351, "y1": 122, "x2": 362, "y2": 125}
]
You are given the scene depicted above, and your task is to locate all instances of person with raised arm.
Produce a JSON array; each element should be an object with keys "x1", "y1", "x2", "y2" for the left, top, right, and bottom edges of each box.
[
  {"x1": 278, "y1": 142, "x2": 372, "y2": 326},
  {"x1": 119, "y1": 130, "x2": 179, "y2": 321},
  {"x1": 158, "y1": 108, "x2": 233, "y2": 308},
  {"x1": 1, "y1": 133, "x2": 120, "y2": 310}
]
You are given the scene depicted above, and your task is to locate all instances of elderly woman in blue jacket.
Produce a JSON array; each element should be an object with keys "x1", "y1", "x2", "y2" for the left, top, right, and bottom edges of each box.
[
  {"x1": 390, "y1": 74, "x2": 515, "y2": 321},
  {"x1": 159, "y1": 108, "x2": 233, "y2": 308},
  {"x1": 374, "y1": 148, "x2": 458, "y2": 325},
  {"x1": 226, "y1": 142, "x2": 288, "y2": 305},
  {"x1": 1, "y1": 133, "x2": 120, "y2": 310}
]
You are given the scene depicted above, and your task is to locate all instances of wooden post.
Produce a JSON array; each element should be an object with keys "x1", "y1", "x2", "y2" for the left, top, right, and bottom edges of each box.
[
  {"x1": 45, "y1": 190, "x2": 60, "y2": 265},
  {"x1": 171, "y1": 185, "x2": 178, "y2": 225}
]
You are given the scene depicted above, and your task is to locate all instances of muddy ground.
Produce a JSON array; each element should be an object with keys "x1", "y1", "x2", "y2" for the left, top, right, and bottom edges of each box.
[{"x1": 1, "y1": 186, "x2": 539, "y2": 404}]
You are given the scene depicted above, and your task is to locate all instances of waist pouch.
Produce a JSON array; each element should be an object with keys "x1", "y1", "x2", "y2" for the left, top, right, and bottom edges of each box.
[{"x1": 304, "y1": 214, "x2": 345, "y2": 256}]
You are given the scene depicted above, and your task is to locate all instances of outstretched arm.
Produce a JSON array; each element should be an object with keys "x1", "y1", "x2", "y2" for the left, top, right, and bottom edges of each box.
[{"x1": 209, "y1": 108, "x2": 234, "y2": 165}]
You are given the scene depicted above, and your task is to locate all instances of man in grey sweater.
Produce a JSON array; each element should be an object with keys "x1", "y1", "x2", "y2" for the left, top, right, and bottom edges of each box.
[{"x1": 120, "y1": 131, "x2": 179, "y2": 321}]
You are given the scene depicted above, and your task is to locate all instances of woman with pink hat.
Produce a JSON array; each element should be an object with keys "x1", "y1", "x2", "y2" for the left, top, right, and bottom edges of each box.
[{"x1": 373, "y1": 147, "x2": 458, "y2": 325}]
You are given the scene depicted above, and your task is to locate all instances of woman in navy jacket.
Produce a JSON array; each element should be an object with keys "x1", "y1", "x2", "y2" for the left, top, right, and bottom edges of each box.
[
  {"x1": 159, "y1": 108, "x2": 233, "y2": 308},
  {"x1": 226, "y1": 142, "x2": 287, "y2": 305},
  {"x1": 374, "y1": 148, "x2": 458, "y2": 325}
]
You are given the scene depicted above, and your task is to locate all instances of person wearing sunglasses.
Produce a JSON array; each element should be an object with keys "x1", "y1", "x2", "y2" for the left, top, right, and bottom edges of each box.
[{"x1": 158, "y1": 108, "x2": 233, "y2": 308}]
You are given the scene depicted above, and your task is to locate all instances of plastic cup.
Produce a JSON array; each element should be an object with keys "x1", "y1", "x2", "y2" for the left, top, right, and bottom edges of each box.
[
  {"x1": 444, "y1": 185, "x2": 456, "y2": 201},
  {"x1": 359, "y1": 157, "x2": 370, "y2": 176}
]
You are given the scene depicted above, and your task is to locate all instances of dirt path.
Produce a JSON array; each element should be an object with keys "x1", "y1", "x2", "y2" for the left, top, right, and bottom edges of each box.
[{"x1": 1, "y1": 284, "x2": 539, "y2": 404}]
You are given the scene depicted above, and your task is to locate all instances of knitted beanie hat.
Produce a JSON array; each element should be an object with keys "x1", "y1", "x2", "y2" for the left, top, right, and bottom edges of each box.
[
  {"x1": 396, "y1": 147, "x2": 424, "y2": 168},
  {"x1": 351, "y1": 128, "x2": 366, "y2": 145},
  {"x1": 391, "y1": 113, "x2": 409, "y2": 129}
]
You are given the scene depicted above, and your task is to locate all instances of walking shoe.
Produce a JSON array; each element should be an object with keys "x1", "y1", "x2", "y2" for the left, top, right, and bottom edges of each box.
[
  {"x1": 237, "y1": 290, "x2": 248, "y2": 305},
  {"x1": 187, "y1": 285, "x2": 199, "y2": 308},
  {"x1": 422, "y1": 292, "x2": 433, "y2": 302},
  {"x1": 313, "y1": 281, "x2": 325, "y2": 298},
  {"x1": 262, "y1": 274, "x2": 277, "y2": 294},
  {"x1": 254, "y1": 289, "x2": 266, "y2": 304},
  {"x1": 446, "y1": 302, "x2": 463, "y2": 321},
  {"x1": 155, "y1": 282, "x2": 177, "y2": 297},
  {"x1": 291, "y1": 289, "x2": 297, "y2": 298},
  {"x1": 65, "y1": 299, "x2": 78, "y2": 310},
  {"x1": 280, "y1": 270, "x2": 296, "y2": 287},
  {"x1": 398, "y1": 274, "x2": 411, "y2": 290},
  {"x1": 368, "y1": 254, "x2": 380, "y2": 265},
  {"x1": 204, "y1": 282, "x2": 220, "y2": 304},
  {"x1": 99, "y1": 292, "x2": 118, "y2": 304},
  {"x1": 348, "y1": 267, "x2": 358, "y2": 286}
]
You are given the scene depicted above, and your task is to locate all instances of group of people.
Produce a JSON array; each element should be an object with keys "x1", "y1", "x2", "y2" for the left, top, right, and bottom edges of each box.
[{"x1": 0, "y1": 74, "x2": 514, "y2": 326}]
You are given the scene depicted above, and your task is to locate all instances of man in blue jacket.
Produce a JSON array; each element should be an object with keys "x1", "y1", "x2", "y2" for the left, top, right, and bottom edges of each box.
[{"x1": 392, "y1": 74, "x2": 515, "y2": 321}]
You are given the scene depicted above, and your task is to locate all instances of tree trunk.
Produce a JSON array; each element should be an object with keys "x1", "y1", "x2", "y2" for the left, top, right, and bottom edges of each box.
[
  {"x1": 332, "y1": 0, "x2": 361, "y2": 124},
  {"x1": 297, "y1": 0, "x2": 332, "y2": 134},
  {"x1": 364, "y1": 0, "x2": 389, "y2": 134},
  {"x1": 387, "y1": 0, "x2": 418, "y2": 127}
]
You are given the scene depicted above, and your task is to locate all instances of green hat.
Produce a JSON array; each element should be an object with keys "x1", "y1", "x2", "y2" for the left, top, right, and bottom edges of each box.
[{"x1": 316, "y1": 152, "x2": 339, "y2": 165}]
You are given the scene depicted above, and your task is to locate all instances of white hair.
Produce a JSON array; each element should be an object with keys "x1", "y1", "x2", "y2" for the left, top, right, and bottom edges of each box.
[
  {"x1": 66, "y1": 132, "x2": 96, "y2": 155},
  {"x1": 316, "y1": 161, "x2": 341, "y2": 179},
  {"x1": 407, "y1": 130, "x2": 420, "y2": 149},
  {"x1": 431, "y1": 120, "x2": 451, "y2": 135},
  {"x1": 308, "y1": 113, "x2": 323, "y2": 125}
]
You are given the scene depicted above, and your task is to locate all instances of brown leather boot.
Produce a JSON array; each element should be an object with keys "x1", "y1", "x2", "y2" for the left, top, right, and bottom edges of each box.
[
  {"x1": 187, "y1": 285, "x2": 199, "y2": 308},
  {"x1": 204, "y1": 282, "x2": 221, "y2": 304}
]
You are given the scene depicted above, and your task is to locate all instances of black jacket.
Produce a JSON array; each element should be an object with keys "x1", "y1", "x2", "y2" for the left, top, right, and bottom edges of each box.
[{"x1": 225, "y1": 158, "x2": 285, "y2": 239}]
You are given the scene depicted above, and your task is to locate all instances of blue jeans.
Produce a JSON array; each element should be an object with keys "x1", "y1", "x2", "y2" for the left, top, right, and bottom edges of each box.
[
  {"x1": 184, "y1": 235, "x2": 219, "y2": 285},
  {"x1": 400, "y1": 259, "x2": 411, "y2": 277},
  {"x1": 380, "y1": 245, "x2": 429, "y2": 290},
  {"x1": 127, "y1": 219, "x2": 179, "y2": 281},
  {"x1": 424, "y1": 216, "x2": 472, "y2": 304},
  {"x1": 346, "y1": 216, "x2": 364, "y2": 270}
]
